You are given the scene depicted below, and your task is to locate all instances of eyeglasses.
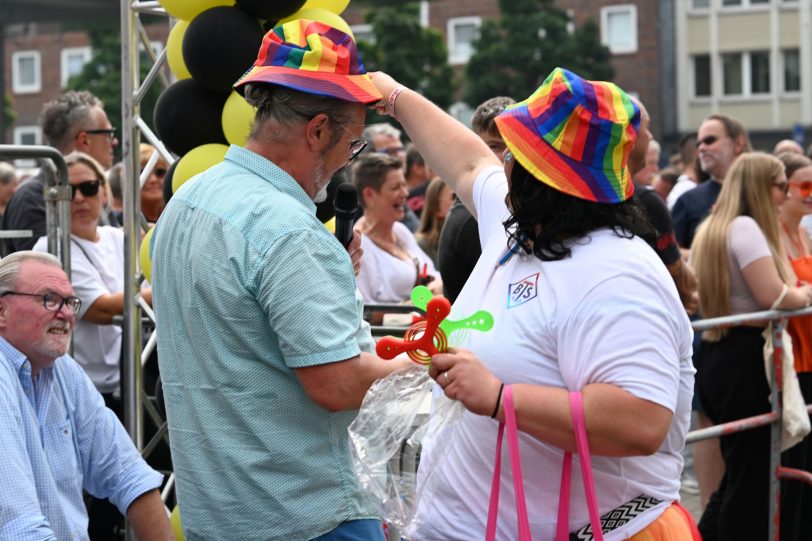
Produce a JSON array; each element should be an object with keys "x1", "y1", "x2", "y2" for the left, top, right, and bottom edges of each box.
[
  {"x1": 70, "y1": 180, "x2": 101, "y2": 200},
  {"x1": 349, "y1": 139, "x2": 368, "y2": 162},
  {"x1": 154, "y1": 167, "x2": 167, "y2": 178},
  {"x1": 696, "y1": 135, "x2": 719, "y2": 148},
  {"x1": 376, "y1": 146, "x2": 405, "y2": 157},
  {"x1": 503, "y1": 150, "x2": 514, "y2": 165},
  {"x1": 773, "y1": 181, "x2": 790, "y2": 194},
  {"x1": 84, "y1": 128, "x2": 117, "y2": 141},
  {"x1": 1, "y1": 291, "x2": 82, "y2": 314},
  {"x1": 791, "y1": 181, "x2": 812, "y2": 198}
]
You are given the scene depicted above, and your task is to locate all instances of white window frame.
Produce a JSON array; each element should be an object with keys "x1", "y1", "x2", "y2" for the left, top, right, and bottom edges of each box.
[
  {"x1": 11, "y1": 50, "x2": 41, "y2": 94},
  {"x1": 600, "y1": 4, "x2": 638, "y2": 55},
  {"x1": 690, "y1": 0, "x2": 711, "y2": 10},
  {"x1": 720, "y1": 0, "x2": 770, "y2": 9},
  {"x1": 12, "y1": 126, "x2": 43, "y2": 167},
  {"x1": 447, "y1": 16, "x2": 481, "y2": 65},
  {"x1": 60, "y1": 46, "x2": 92, "y2": 88},
  {"x1": 350, "y1": 24, "x2": 374, "y2": 44},
  {"x1": 720, "y1": 50, "x2": 771, "y2": 99}
]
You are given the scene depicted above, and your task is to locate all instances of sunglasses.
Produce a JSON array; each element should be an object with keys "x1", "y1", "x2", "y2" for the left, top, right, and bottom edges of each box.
[
  {"x1": 773, "y1": 181, "x2": 790, "y2": 195},
  {"x1": 791, "y1": 181, "x2": 812, "y2": 198},
  {"x1": 70, "y1": 180, "x2": 101, "y2": 200},
  {"x1": 696, "y1": 135, "x2": 719, "y2": 148}
]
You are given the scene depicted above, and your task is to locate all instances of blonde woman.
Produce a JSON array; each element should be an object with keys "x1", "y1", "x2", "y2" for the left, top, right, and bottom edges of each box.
[
  {"x1": 415, "y1": 177, "x2": 454, "y2": 267},
  {"x1": 692, "y1": 152, "x2": 812, "y2": 540}
]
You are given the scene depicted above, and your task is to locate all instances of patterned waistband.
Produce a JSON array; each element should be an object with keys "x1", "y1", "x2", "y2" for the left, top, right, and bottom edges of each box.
[{"x1": 570, "y1": 495, "x2": 663, "y2": 541}]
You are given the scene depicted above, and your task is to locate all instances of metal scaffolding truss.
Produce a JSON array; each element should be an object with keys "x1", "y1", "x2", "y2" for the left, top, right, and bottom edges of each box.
[{"x1": 119, "y1": 1, "x2": 175, "y2": 534}]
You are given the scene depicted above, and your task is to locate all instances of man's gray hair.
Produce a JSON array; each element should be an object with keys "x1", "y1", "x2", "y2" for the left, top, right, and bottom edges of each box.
[
  {"x1": 0, "y1": 162, "x2": 16, "y2": 185},
  {"x1": 40, "y1": 91, "x2": 103, "y2": 153},
  {"x1": 0, "y1": 251, "x2": 63, "y2": 294},
  {"x1": 243, "y1": 83, "x2": 355, "y2": 146},
  {"x1": 362, "y1": 122, "x2": 401, "y2": 142}
]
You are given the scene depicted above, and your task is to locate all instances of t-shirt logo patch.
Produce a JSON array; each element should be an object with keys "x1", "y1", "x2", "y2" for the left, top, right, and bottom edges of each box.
[{"x1": 507, "y1": 272, "x2": 539, "y2": 308}]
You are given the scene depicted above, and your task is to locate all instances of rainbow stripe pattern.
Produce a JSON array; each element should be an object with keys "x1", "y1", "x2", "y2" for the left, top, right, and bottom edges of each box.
[
  {"x1": 234, "y1": 19, "x2": 382, "y2": 105},
  {"x1": 494, "y1": 67, "x2": 640, "y2": 204}
]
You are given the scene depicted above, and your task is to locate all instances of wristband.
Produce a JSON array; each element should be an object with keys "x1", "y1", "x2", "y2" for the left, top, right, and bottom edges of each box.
[
  {"x1": 387, "y1": 85, "x2": 405, "y2": 120},
  {"x1": 491, "y1": 382, "x2": 504, "y2": 419}
]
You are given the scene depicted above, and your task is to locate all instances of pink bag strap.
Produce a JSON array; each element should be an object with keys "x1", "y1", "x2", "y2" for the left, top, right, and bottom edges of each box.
[
  {"x1": 486, "y1": 385, "x2": 532, "y2": 541},
  {"x1": 556, "y1": 392, "x2": 604, "y2": 541}
]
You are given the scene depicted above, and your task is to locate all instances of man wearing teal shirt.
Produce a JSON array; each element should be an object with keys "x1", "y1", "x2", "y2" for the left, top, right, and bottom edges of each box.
[{"x1": 151, "y1": 21, "x2": 409, "y2": 541}]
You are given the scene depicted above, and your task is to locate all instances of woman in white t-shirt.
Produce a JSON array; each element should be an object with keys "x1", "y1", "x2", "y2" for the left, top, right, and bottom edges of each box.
[
  {"x1": 367, "y1": 69, "x2": 699, "y2": 540},
  {"x1": 691, "y1": 152, "x2": 812, "y2": 540},
  {"x1": 33, "y1": 152, "x2": 153, "y2": 407},
  {"x1": 352, "y1": 153, "x2": 441, "y2": 303}
]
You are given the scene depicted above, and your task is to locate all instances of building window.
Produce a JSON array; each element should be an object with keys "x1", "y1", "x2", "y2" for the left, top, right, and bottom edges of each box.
[
  {"x1": 449, "y1": 101, "x2": 474, "y2": 127},
  {"x1": 447, "y1": 16, "x2": 481, "y2": 65},
  {"x1": 600, "y1": 5, "x2": 637, "y2": 54},
  {"x1": 350, "y1": 24, "x2": 374, "y2": 44},
  {"x1": 60, "y1": 47, "x2": 92, "y2": 88},
  {"x1": 11, "y1": 50, "x2": 41, "y2": 94},
  {"x1": 750, "y1": 51, "x2": 770, "y2": 94},
  {"x1": 694, "y1": 54, "x2": 711, "y2": 97},
  {"x1": 12, "y1": 126, "x2": 42, "y2": 167},
  {"x1": 692, "y1": 0, "x2": 710, "y2": 8},
  {"x1": 722, "y1": 0, "x2": 769, "y2": 6},
  {"x1": 721, "y1": 51, "x2": 771, "y2": 97},
  {"x1": 783, "y1": 49, "x2": 801, "y2": 93}
]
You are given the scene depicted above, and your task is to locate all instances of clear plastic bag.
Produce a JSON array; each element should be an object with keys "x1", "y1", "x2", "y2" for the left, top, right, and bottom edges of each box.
[{"x1": 348, "y1": 364, "x2": 465, "y2": 535}]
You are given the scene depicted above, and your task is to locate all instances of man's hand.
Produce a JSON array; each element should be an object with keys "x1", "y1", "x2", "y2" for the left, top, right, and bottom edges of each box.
[
  {"x1": 348, "y1": 229, "x2": 364, "y2": 277},
  {"x1": 368, "y1": 72, "x2": 401, "y2": 116}
]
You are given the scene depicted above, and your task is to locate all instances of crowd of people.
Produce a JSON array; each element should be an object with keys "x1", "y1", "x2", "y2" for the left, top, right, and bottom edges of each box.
[{"x1": 3, "y1": 16, "x2": 812, "y2": 541}]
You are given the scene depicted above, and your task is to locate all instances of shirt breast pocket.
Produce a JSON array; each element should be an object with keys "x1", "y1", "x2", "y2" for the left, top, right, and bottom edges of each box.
[{"x1": 44, "y1": 419, "x2": 82, "y2": 485}]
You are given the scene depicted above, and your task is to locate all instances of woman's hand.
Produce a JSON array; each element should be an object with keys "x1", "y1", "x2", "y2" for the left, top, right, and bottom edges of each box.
[
  {"x1": 427, "y1": 277, "x2": 443, "y2": 296},
  {"x1": 429, "y1": 348, "x2": 502, "y2": 417},
  {"x1": 347, "y1": 229, "x2": 364, "y2": 277},
  {"x1": 368, "y1": 72, "x2": 402, "y2": 117}
]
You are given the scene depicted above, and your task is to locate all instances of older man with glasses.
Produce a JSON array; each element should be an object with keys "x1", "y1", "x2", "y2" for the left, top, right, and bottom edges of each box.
[
  {"x1": 151, "y1": 20, "x2": 410, "y2": 541},
  {"x1": 3, "y1": 90, "x2": 118, "y2": 254},
  {"x1": 0, "y1": 251, "x2": 173, "y2": 541}
]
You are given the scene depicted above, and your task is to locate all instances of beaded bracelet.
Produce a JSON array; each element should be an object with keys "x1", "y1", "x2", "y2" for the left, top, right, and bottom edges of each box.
[
  {"x1": 387, "y1": 85, "x2": 405, "y2": 120},
  {"x1": 491, "y1": 382, "x2": 505, "y2": 419}
]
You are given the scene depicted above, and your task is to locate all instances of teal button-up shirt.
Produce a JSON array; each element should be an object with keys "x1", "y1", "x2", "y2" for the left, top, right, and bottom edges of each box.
[{"x1": 152, "y1": 146, "x2": 377, "y2": 541}]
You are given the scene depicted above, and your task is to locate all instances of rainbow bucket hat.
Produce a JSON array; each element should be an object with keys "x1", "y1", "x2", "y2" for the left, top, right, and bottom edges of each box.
[
  {"x1": 494, "y1": 67, "x2": 640, "y2": 204},
  {"x1": 234, "y1": 19, "x2": 382, "y2": 105}
]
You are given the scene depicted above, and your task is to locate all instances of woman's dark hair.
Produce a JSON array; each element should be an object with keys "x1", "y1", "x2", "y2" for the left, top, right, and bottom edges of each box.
[{"x1": 504, "y1": 160, "x2": 656, "y2": 261}]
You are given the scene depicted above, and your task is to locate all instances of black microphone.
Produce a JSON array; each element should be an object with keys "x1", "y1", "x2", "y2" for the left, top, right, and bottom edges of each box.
[{"x1": 333, "y1": 183, "x2": 358, "y2": 249}]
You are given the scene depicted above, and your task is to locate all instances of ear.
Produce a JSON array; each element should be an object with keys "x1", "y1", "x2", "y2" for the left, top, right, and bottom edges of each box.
[
  {"x1": 74, "y1": 132, "x2": 90, "y2": 153},
  {"x1": 733, "y1": 135, "x2": 747, "y2": 155},
  {"x1": 362, "y1": 186, "x2": 376, "y2": 205},
  {"x1": 304, "y1": 113, "x2": 332, "y2": 153},
  {"x1": 0, "y1": 299, "x2": 9, "y2": 330}
]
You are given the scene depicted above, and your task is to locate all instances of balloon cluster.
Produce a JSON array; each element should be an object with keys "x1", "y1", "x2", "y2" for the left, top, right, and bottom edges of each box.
[{"x1": 155, "y1": 0, "x2": 353, "y2": 195}]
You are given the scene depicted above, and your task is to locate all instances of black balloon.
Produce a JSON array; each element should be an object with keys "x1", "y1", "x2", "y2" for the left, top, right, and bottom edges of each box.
[
  {"x1": 183, "y1": 6, "x2": 265, "y2": 93},
  {"x1": 153, "y1": 79, "x2": 228, "y2": 156},
  {"x1": 162, "y1": 158, "x2": 179, "y2": 204},
  {"x1": 236, "y1": 0, "x2": 306, "y2": 21}
]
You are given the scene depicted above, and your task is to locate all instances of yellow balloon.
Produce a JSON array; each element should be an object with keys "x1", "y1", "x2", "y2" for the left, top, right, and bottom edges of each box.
[
  {"x1": 158, "y1": 0, "x2": 234, "y2": 21},
  {"x1": 140, "y1": 227, "x2": 155, "y2": 284},
  {"x1": 166, "y1": 21, "x2": 191, "y2": 80},
  {"x1": 170, "y1": 506, "x2": 185, "y2": 541},
  {"x1": 172, "y1": 144, "x2": 229, "y2": 193},
  {"x1": 278, "y1": 8, "x2": 354, "y2": 40},
  {"x1": 222, "y1": 92, "x2": 255, "y2": 147},
  {"x1": 301, "y1": 0, "x2": 350, "y2": 15},
  {"x1": 323, "y1": 216, "x2": 335, "y2": 233}
]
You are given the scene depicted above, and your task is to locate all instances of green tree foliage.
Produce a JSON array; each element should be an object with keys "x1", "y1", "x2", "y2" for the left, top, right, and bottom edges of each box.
[
  {"x1": 464, "y1": 0, "x2": 613, "y2": 107},
  {"x1": 3, "y1": 94, "x2": 15, "y2": 128},
  {"x1": 357, "y1": 2, "x2": 454, "y2": 125},
  {"x1": 66, "y1": 21, "x2": 165, "y2": 159}
]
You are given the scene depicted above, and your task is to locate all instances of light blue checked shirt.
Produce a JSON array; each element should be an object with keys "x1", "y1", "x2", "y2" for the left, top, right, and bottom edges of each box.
[
  {"x1": 152, "y1": 145, "x2": 377, "y2": 541},
  {"x1": 0, "y1": 338, "x2": 163, "y2": 540}
]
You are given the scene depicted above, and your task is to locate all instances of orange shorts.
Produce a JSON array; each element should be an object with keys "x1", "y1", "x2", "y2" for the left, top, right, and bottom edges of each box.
[{"x1": 626, "y1": 502, "x2": 701, "y2": 541}]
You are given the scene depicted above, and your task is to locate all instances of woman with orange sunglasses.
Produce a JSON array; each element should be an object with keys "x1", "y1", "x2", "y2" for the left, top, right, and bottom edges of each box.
[{"x1": 777, "y1": 151, "x2": 812, "y2": 541}]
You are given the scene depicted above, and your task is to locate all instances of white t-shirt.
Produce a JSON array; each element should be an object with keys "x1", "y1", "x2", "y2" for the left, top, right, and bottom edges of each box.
[
  {"x1": 666, "y1": 174, "x2": 697, "y2": 210},
  {"x1": 412, "y1": 167, "x2": 695, "y2": 540},
  {"x1": 357, "y1": 221, "x2": 437, "y2": 303},
  {"x1": 33, "y1": 226, "x2": 124, "y2": 393}
]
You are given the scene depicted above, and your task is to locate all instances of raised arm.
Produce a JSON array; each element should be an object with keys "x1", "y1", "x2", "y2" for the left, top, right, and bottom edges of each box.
[{"x1": 369, "y1": 72, "x2": 501, "y2": 218}]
